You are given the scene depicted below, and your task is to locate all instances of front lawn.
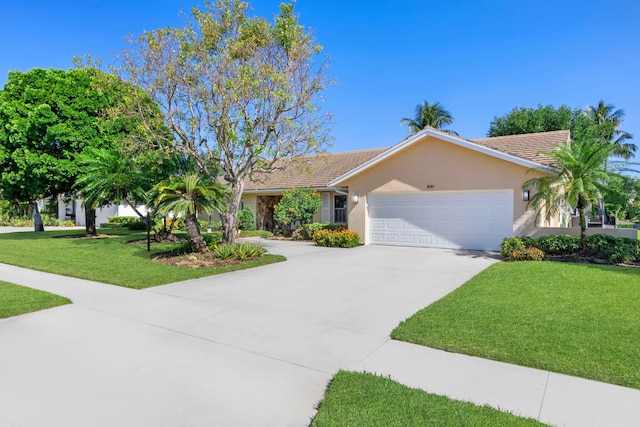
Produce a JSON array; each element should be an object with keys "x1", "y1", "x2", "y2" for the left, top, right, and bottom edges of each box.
[
  {"x1": 310, "y1": 371, "x2": 548, "y2": 426},
  {"x1": 392, "y1": 262, "x2": 640, "y2": 389},
  {"x1": 0, "y1": 281, "x2": 71, "y2": 318},
  {"x1": 0, "y1": 230, "x2": 285, "y2": 289}
]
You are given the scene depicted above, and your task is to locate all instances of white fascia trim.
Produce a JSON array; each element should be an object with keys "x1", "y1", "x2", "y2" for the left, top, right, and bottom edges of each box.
[
  {"x1": 243, "y1": 186, "x2": 348, "y2": 195},
  {"x1": 329, "y1": 128, "x2": 556, "y2": 186}
]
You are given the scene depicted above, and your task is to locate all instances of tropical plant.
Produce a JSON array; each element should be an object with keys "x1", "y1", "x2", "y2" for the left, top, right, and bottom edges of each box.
[
  {"x1": 400, "y1": 101, "x2": 457, "y2": 135},
  {"x1": 523, "y1": 138, "x2": 616, "y2": 250},
  {"x1": 151, "y1": 174, "x2": 228, "y2": 252},
  {"x1": 585, "y1": 100, "x2": 635, "y2": 159},
  {"x1": 74, "y1": 147, "x2": 157, "y2": 219}
]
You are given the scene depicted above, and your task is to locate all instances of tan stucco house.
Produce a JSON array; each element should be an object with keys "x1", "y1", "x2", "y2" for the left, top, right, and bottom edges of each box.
[{"x1": 241, "y1": 128, "x2": 571, "y2": 250}]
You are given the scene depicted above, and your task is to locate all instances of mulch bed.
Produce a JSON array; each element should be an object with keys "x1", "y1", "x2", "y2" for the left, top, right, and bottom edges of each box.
[{"x1": 151, "y1": 251, "x2": 245, "y2": 269}]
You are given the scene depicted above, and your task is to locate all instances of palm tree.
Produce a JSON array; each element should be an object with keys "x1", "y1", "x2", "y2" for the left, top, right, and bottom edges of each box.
[
  {"x1": 400, "y1": 101, "x2": 457, "y2": 135},
  {"x1": 74, "y1": 148, "x2": 151, "y2": 219},
  {"x1": 151, "y1": 174, "x2": 227, "y2": 252},
  {"x1": 523, "y1": 138, "x2": 616, "y2": 250},
  {"x1": 586, "y1": 100, "x2": 635, "y2": 159}
]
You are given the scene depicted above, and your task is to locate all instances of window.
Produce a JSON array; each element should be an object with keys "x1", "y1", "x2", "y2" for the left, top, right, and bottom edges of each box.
[{"x1": 334, "y1": 195, "x2": 347, "y2": 223}]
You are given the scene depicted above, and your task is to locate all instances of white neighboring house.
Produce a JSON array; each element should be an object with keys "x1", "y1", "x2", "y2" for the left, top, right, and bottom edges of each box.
[{"x1": 56, "y1": 196, "x2": 148, "y2": 227}]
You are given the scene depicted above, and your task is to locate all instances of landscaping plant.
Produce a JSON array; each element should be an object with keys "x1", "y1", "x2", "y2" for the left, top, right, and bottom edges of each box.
[
  {"x1": 274, "y1": 187, "x2": 322, "y2": 231},
  {"x1": 313, "y1": 229, "x2": 360, "y2": 248}
]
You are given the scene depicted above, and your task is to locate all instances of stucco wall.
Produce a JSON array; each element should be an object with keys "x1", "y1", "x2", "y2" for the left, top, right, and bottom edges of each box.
[{"x1": 339, "y1": 136, "x2": 552, "y2": 243}]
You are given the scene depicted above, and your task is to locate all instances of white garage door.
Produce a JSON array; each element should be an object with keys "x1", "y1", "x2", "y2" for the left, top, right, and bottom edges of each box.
[{"x1": 368, "y1": 190, "x2": 513, "y2": 251}]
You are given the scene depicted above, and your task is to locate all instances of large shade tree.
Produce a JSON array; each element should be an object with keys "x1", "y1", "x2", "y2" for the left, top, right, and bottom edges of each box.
[
  {"x1": 110, "y1": 0, "x2": 332, "y2": 244},
  {"x1": 400, "y1": 101, "x2": 456, "y2": 135},
  {"x1": 0, "y1": 68, "x2": 160, "y2": 233},
  {"x1": 523, "y1": 138, "x2": 616, "y2": 250},
  {"x1": 488, "y1": 104, "x2": 575, "y2": 137},
  {"x1": 151, "y1": 174, "x2": 227, "y2": 252}
]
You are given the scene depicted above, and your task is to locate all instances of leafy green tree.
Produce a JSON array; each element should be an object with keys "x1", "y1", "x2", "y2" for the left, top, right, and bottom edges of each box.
[
  {"x1": 0, "y1": 67, "x2": 158, "y2": 233},
  {"x1": 274, "y1": 187, "x2": 322, "y2": 226},
  {"x1": 151, "y1": 174, "x2": 227, "y2": 252},
  {"x1": 586, "y1": 100, "x2": 635, "y2": 159},
  {"x1": 523, "y1": 138, "x2": 616, "y2": 250},
  {"x1": 113, "y1": 0, "x2": 332, "y2": 244},
  {"x1": 400, "y1": 101, "x2": 457, "y2": 135},
  {"x1": 488, "y1": 104, "x2": 575, "y2": 137},
  {"x1": 602, "y1": 174, "x2": 640, "y2": 223}
]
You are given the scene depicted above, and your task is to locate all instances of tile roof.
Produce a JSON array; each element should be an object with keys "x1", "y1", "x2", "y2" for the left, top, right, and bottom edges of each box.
[
  {"x1": 244, "y1": 148, "x2": 388, "y2": 191},
  {"x1": 470, "y1": 130, "x2": 570, "y2": 167},
  {"x1": 244, "y1": 130, "x2": 569, "y2": 191}
]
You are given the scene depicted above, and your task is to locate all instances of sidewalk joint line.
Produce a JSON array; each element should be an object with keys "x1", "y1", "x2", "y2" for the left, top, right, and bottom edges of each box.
[{"x1": 538, "y1": 371, "x2": 550, "y2": 420}]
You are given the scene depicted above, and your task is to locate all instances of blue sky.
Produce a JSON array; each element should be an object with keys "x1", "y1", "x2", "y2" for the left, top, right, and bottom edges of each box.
[{"x1": 1, "y1": 0, "x2": 638, "y2": 153}]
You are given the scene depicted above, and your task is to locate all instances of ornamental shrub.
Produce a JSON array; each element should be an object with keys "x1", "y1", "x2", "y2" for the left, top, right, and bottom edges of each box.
[
  {"x1": 291, "y1": 222, "x2": 331, "y2": 240},
  {"x1": 313, "y1": 229, "x2": 360, "y2": 248},
  {"x1": 536, "y1": 234, "x2": 580, "y2": 255},
  {"x1": 274, "y1": 187, "x2": 322, "y2": 225},
  {"x1": 586, "y1": 234, "x2": 639, "y2": 263},
  {"x1": 237, "y1": 206, "x2": 256, "y2": 231},
  {"x1": 500, "y1": 237, "x2": 525, "y2": 258},
  {"x1": 508, "y1": 246, "x2": 545, "y2": 261},
  {"x1": 107, "y1": 216, "x2": 137, "y2": 224}
]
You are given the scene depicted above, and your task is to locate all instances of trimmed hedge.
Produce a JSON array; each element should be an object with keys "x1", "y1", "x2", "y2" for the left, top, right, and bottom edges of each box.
[{"x1": 501, "y1": 234, "x2": 640, "y2": 264}]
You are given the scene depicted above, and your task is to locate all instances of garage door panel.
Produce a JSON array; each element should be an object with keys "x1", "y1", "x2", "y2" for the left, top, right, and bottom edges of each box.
[{"x1": 368, "y1": 191, "x2": 513, "y2": 251}]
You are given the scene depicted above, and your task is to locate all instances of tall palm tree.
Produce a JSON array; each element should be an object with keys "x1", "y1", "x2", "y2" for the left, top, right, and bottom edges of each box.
[
  {"x1": 523, "y1": 138, "x2": 616, "y2": 250},
  {"x1": 400, "y1": 101, "x2": 457, "y2": 135},
  {"x1": 151, "y1": 174, "x2": 227, "y2": 252},
  {"x1": 586, "y1": 100, "x2": 635, "y2": 159}
]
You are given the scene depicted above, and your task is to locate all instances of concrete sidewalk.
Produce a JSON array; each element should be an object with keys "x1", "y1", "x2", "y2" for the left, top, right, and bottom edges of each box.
[{"x1": 1, "y1": 240, "x2": 639, "y2": 426}]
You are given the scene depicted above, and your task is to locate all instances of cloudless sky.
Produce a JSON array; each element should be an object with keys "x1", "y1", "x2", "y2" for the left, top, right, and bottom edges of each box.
[{"x1": 1, "y1": 0, "x2": 638, "y2": 153}]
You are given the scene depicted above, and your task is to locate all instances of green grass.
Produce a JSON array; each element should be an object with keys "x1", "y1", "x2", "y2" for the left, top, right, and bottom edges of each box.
[
  {"x1": 310, "y1": 371, "x2": 548, "y2": 427},
  {"x1": 0, "y1": 281, "x2": 71, "y2": 318},
  {"x1": 0, "y1": 229, "x2": 285, "y2": 289},
  {"x1": 392, "y1": 261, "x2": 640, "y2": 389}
]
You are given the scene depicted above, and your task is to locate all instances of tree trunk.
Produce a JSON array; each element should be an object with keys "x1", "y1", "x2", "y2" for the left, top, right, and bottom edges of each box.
[
  {"x1": 578, "y1": 201, "x2": 587, "y2": 252},
  {"x1": 222, "y1": 181, "x2": 244, "y2": 244},
  {"x1": 185, "y1": 213, "x2": 208, "y2": 252},
  {"x1": 85, "y1": 208, "x2": 97, "y2": 235},
  {"x1": 33, "y1": 202, "x2": 44, "y2": 232}
]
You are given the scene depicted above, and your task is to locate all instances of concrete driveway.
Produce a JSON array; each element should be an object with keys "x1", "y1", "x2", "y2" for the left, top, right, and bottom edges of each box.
[{"x1": 0, "y1": 240, "x2": 496, "y2": 427}]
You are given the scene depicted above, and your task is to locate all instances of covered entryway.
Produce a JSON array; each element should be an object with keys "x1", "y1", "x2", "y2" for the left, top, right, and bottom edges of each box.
[{"x1": 368, "y1": 190, "x2": 513, "y2": 250}]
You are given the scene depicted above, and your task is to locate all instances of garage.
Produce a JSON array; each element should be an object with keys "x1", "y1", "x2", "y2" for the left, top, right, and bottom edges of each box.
[{"x1": 368, "y1": 190, "x2": 513, "y2": 251}]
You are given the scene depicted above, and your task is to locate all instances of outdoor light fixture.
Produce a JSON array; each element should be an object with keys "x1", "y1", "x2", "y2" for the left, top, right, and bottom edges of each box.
[
  {"x1": 352, "y1": 193, "x2": 359, "y2": 203},
  {"x1": 523, "y1": 190, "x2": 530, "y2": 201}
]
